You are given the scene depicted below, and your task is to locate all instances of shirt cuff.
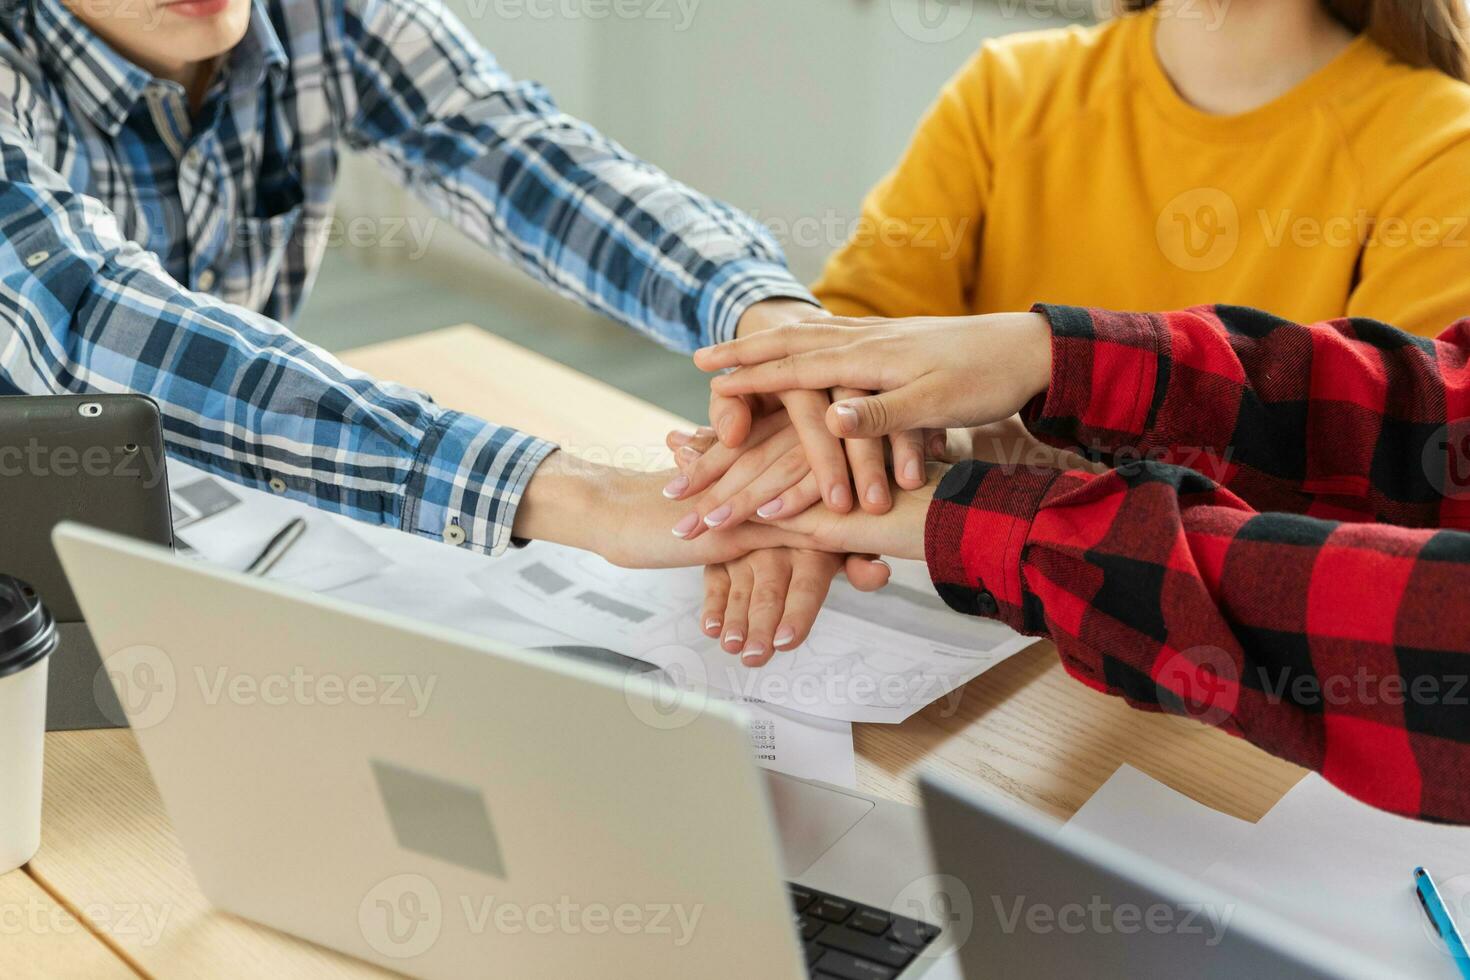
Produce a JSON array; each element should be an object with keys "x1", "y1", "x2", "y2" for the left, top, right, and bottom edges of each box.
[
  {"x1": 698, "y1": 258, "x2": 819, "y2": 347},
  {"x1": 401, "y1": 411, "x2": 558, "y2": 557},
  {"x1": 924, "y1": 459, "x2": 1060, "y2": 635},
  {"x1": 1028, "y1": 304, "x2": 1165, "y2": 451}
]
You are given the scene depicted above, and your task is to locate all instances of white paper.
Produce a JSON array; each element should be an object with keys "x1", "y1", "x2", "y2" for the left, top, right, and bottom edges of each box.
[
  {"x1": 710, "y1": 697, "x2": 853, "y2": 787},
  {"x1": 161, "y1": 462, "x2": 856, "y2": 784},
  {"x1": 1066, "y1": 764, "x2": 1470, "y2": 979},
  {"x1": 1204, "y1": 774, "x2": 1470, "y2": 979},
  {"x1": 1060, "y1": 765, "x2": 1252, "y2": 878},
  {"x1": 469, "y1": 543, "x2": 1036, "y2": 724},
  {"x1": 325, "y1": 571, "x2": 858, "y2": 785},
  {"x1": 330, "y1": 572, "x2": 858, "y2": 785},
  {"x1": 168, "y1": 461, "x2": 383, "y2": 592}
]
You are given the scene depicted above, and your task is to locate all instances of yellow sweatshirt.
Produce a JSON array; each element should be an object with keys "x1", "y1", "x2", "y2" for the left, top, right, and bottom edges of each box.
[{"x1": 814, "y1": 11, "x2": 1470, "y2": 337}]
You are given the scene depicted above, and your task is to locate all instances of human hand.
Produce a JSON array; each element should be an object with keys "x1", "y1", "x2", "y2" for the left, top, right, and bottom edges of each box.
[
  {"x1": 708, "y1": 300, "x2": 861, "y2": 517},
  {"x1": 763, "y1": 466, "x2": 945, "y2": 562},
  {"x1": 700, "y1": 550, "x2": 890, "y2": 666},
  {"x1": 689, "y1": 301, "x2": 931, "y2": 530},
  {"x1": 762, "y1": 423, "x2": 1102, "y2": 562},
  {"x1": 512, "y1": 453, "x2": 805, "y2": 568},
  {"x1": 697, "y1": 312, "x2": 1053, "y2": 439},
  {"x1": 662, "y1": 405, "x2": 822, "y2": 540}
]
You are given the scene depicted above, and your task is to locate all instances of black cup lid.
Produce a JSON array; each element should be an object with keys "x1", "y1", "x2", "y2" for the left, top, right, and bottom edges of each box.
[{"x1": 0, "y1": 575, "x2": 58, "y2": 679}]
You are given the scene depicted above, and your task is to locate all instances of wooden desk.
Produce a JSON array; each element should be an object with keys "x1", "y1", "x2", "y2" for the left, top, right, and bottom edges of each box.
[{"x1": 7, "y1": 325, "x2": 1305, "y2": 978}]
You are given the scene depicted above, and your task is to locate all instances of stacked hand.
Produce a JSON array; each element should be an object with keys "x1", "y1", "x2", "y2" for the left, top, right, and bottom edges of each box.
[
  {"x1": 669, "y1": 300, "x2": 935, "y2": 530},
  {"x1": 659, "y1": 299, "x2": 936, "y2": 666},
  {"x1": 517, "y1": 307, "x2": 1066, "y2": 668},
  {"x1": 700, "y1": 550, "x2": 892, "y2": 667},
  {"x1": 694, "y1": 310, "x2": 1053, "y2": 439},
  {"x1": 675, "y1": 309, "x2": 1066, "y2": 663}
]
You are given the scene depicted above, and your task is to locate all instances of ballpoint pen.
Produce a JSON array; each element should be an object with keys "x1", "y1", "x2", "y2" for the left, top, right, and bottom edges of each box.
[
  {"x1": 1415, "y1": 867, "x2": 1470, "y2": 980},
  {"x1": 244, "y1": 518, "x2": 308, "y2": 577}
]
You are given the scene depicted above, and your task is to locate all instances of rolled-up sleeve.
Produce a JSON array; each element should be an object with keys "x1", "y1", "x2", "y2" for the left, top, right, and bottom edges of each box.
[{"x1": 0, "y1": 64, "x2": 551, "y2": 555}]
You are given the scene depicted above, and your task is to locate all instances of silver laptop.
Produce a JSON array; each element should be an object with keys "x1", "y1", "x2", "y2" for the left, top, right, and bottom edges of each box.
[
  {"x1": 54, "y1": 522, "x2": 955, "y2": 979},
  {"x1": 920, "y1": 771, "x2": 1392, "y2": 979}
]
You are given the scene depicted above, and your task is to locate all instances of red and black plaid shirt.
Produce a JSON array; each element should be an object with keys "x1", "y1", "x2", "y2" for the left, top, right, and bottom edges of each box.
[{"x1": 925, "y1": 304, "x2": 1470, "y2": 823}]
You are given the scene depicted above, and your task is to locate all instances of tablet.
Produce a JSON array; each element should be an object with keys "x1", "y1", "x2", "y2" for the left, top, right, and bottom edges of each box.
[{"x1": 0, "y1": 394, "x2": 173, "y2": 730}]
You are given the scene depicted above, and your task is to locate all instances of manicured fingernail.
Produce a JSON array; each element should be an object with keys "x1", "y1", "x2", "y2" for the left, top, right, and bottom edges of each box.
[
  {"x1": 904, "y1": 458, "x2": 923, "y2": 484},
  {"x1": 695, "y1": 426, "x2": 716, "y2": 440},
  {"x1": 866, "y1": 484, "x2": 887, "y2": 505},
  {"x1": 716, "y1": 416, "x2": 732, "y2": 442},
  {"x1": 756, "y1": 498, "x2": 784, "y2": 519},
  {"x1": 723, "y1": 630, "x2": 743, "y2": 649},
  {"x1": 704, "y1": 617, "x2": 722, "y2": 634},
  {"x1": 929, "y1": 435, "x2": 946, "y2": 457},
  {"x1": 872, "y1": 559, "x2": 891, "y2": 573},
  {"x1": 740, "y1": 643, "x2": 767, "y2": 665},
  {"x1": 662, "y1": 474, "x2": 690, "y2": 498},
  {"x1": 672, "y1": 513, "x2": 700, "y2": 537},
  {"x1": 677, "y1": 445, "x2": 702, "y2": 464},
  {"x1": 668, "y1": 430, "x2": 694, "y2": 447},
  {"x1": 774, "y1": 626, "x2": 796, "y2": 648},
  {"x1": 703, "y1": 504, "x2": 733, "y2": 527},
  {"x1": 833, "y1": 404, "x2": 859, "y2": 434},
  {"x1": 695, "y1": 346, "x2": 713, "y2": 359},
  {"x1": 829, "y1": 484, "x2": 852, "y2": 509}
]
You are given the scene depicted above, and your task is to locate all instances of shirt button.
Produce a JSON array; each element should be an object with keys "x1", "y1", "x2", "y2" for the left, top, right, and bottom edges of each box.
[
  {"x1": 443, "y1": 522, "x2": 466, "y2": 546},
  {"x1": 975, "y1": 589, "x2": 999, "y2": 617},
  {"x1": 24, "y1": 250, "x2": 49, "y2": 267},
  {"x1": 196, "y1": 269, "x2": 216, "y2": 291},
  {"x1": 268, "y1": 477, "x2": 286, "y2": 494}
]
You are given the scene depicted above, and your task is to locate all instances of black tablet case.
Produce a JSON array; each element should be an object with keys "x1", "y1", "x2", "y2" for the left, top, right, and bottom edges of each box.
[{"x1": 0, "y1": 394, "x2": 173, "y2": 730}]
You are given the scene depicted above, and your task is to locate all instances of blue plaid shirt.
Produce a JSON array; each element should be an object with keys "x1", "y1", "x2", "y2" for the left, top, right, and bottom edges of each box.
[{"x1": 0, "y1": 0, "x2": 813, "y2": 554}]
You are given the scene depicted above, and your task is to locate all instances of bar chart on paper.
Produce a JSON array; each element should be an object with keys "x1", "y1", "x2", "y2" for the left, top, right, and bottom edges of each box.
[{"x1": 471, "y1": 544, "x2": 1037, "y2": 724}]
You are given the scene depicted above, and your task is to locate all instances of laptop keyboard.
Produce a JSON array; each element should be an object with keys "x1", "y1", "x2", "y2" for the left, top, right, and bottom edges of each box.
[{"x1": 789, "y1": 883, "x2": 939, "y2": 978}]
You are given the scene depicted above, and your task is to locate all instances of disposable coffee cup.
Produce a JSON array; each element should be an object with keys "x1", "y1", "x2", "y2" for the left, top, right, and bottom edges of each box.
[{"x1": 0, "y1": 575, "x2": 59, "y2": 874}]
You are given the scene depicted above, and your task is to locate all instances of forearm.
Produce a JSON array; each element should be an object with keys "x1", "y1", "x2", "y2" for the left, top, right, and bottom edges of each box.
[
  {"x1": 1029, "y1": 304, "x2": 1470, "y2": 520},
  {"x1": 0, "y1": 155, "x2": 559, "y2": 556},
  {"x1": 510, "y1": 450, "x2": 604, "y2": 550},
  {"x1": 735, "y1": 298, "x2": 822, "y2": 338},
  {"x1": 926, "y1": 457, "x2": 1470, "y2": 823},
  {"x1": 514, "y1": 452, "x2": 807, "y2": 567}
]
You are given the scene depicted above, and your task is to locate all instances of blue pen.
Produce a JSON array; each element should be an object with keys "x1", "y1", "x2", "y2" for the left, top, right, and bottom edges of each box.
[{"x1": 1415, "y1": 867, "x2": 1470, "y2": 980}]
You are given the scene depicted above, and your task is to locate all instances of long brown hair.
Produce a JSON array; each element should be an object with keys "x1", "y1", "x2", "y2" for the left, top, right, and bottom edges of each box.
[{"x1": 1122, "y1": 0, "x2": 1470, "y2": 83}]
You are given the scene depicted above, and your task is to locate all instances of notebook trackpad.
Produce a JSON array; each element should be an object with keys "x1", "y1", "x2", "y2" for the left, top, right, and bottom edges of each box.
[{"x1": 765, "y1": 772, "x2": 875, "y2": 877}]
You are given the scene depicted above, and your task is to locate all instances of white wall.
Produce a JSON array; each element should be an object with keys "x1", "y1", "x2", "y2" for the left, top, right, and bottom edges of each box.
[{"x1": 335, "y1": 0, "x2": 1087, "y2": 283}]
